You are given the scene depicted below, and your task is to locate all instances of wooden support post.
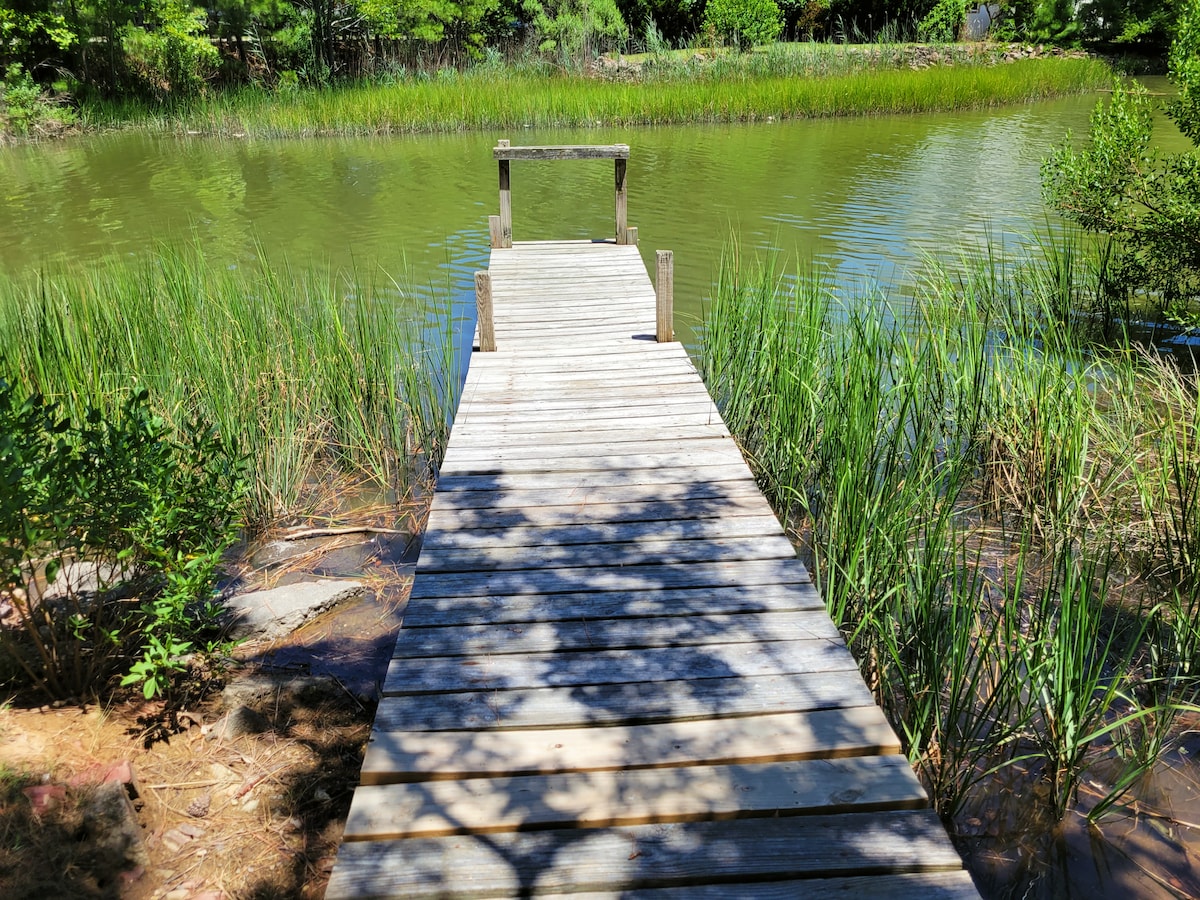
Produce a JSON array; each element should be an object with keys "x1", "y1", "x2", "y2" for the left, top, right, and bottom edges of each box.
[
  {"x1": 656, "y1": 250, "x2": 674, "y2": 343},
  {"x1": 497, "y1": 139, "x2": 512, "y2": 248},
  {"x1": 615, "y1": 157, "x2": 628, "y2": 244},
  {"x1": 475, "y1": 270, "x2": 496, "y2": 352},
  {"x1": 488, "y1": 215, "x2": 503, "y2": 250},
  {"x1": 625, "y1": 226, "x2": 638, "y2": 246}
]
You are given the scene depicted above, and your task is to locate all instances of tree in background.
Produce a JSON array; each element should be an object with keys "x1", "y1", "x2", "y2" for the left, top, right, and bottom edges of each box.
[
  {"x1": 121, "y1": 0, "x2": 219, "y2": 96},
  {"x1": 614, "y1": 0, "x2": 703, "y2": 48},
  {"x1": 703, "y1": 0, "x2": 783, "y2": 46},
  {"x1": 1043, "y1": 0, "x2": 1200, "y2": 324},
  {"x1": 916, "y1": 0, "x2": 964, "y2": 41},
  {"x1": 1078, "y1": 0, "x2": 1181, "y2": 49},
  {"x1": 0, "y1": 1, "x2": 77, "y2": 75},
  {"x1": 522, "y1": 0, "x2": 629, "y2": 58}
]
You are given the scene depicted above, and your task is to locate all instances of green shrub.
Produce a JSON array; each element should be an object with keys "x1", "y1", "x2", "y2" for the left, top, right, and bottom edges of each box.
[
  {"x1": 524, "y1": 0, "x2": 631, "y2": 60},
  {"x1": 917, "y1": 0, "x2": 966, "y2": 42},
  {"x1": 0, "y1": 64, "x2": 75, "y2": 137},
  {"x1": 1043, "y1": 0, "x2": 1200, "y2": 323},
  {"x1": 702, "y1": 0, "x2": 783, "y2": 48},
  {"x1": 0, "y1": 382, "x2": 244, "y2": 701},
  {"x1": 120, "y1": 0, "x2": 218, "y2": 97}
]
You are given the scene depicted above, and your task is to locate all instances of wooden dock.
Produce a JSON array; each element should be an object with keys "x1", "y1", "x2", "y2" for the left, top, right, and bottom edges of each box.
[{"x1": 325, "y1": 147, "x2": 978, "y2": 898}]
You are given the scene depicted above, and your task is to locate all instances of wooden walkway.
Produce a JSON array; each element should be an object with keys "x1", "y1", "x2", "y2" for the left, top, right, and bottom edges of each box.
[{"x1": 325, "y1": 240, "x2": 979, "y2": 898}]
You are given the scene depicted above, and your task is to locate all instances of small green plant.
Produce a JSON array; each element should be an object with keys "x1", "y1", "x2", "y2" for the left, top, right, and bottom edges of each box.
[
  {"x1": 917, "y1": 0, "x2": 966, "y2": 42},
  {"x1": 1043, "y1": 0, "x2": 1200, "y2": 324},
  {"x1": 702, "y1": 0, "x2": 783, "y2": 47},
  {"x1": 0, "y1": 382, "x2": 244, "y2": 701},
  {"x1": 120, "y1": 0, "x2": 219, "y2": 98}
]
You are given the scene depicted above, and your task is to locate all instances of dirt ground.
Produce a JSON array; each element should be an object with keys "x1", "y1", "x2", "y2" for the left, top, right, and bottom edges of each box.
[
  {"x1": 0, "y1": 528, "x2": 414, "y2": 900},
  {"x1": 0, "y1": 658, "x2": 378, "y2": 899}
]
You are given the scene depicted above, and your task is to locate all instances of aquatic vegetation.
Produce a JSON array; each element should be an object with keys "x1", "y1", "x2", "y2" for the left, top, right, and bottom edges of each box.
[
  {"x1": 0, "y1": 246, "x2": 457, "y2": 531},
  {"x1": 698, "y1": 236, "x2": 1200, "y2": 825},
  {"x1": 81, "y1": 56, "x2": 1109, "y2": 138}
]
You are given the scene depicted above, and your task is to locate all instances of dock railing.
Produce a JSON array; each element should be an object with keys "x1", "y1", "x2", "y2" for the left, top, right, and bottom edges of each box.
[
  {"x1": 477, "y1": 140, "x2": 673, "y2": 351},
  {"x1": 488, "y1": 140, "x2": 636, "y2": 249}
]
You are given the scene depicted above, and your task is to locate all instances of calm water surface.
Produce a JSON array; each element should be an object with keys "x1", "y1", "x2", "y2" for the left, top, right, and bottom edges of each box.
[
  {"x1": 3, "y1": 86, "x2": 1197, "y2": 898},
  {"x1": 0, "y1": 90, "x2": 1133, "y2": 346}
]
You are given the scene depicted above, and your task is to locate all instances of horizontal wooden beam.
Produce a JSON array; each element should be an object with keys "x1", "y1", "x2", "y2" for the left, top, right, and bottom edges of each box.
[{"x1": 494, "y1": 144, "x2": 631, "y2": 161}]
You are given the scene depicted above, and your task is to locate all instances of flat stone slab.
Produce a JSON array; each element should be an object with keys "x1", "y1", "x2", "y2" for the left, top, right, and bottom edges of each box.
[{"x1": 223, "y1": 580, "x2": 365, "y2": 642}]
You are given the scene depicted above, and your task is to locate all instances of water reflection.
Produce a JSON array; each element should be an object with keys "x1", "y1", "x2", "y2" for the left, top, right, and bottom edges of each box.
[
  {"x1": 0, "y1": 92, "x2": 1115, "y2": 348},
  {"x1": 959, "y1": 751, "x2": 1200, "y2": 900}
]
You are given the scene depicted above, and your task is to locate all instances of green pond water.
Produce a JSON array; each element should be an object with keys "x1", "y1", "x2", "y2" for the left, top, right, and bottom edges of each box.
[
  {"x1": 0, "y1": 88, "x2": 1145, "y2": 349},
  {"x1": 3, "y1": 84, "x2": 1198, "y2": 899}
]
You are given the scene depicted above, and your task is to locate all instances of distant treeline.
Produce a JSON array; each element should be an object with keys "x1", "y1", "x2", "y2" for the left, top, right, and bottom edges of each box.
[{"x1": 0, "y1": 0, "x2": 1182, "y2": 100}]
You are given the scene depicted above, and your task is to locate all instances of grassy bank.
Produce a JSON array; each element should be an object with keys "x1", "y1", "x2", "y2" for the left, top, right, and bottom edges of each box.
[
  {"x1": 0, "y1": 248, "x2": 456, "y2": 531},
  {"x1": 699, "y1": 238, "x2": 1199, "y2": 830},
  {"x1": 81, "y1": 55, "x2": 1109, "y2": 139}
]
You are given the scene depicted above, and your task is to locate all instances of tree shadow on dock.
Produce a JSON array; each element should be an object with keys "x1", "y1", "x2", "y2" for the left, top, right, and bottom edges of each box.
[{"x1": 324, "y1": 465, "x2": 968, "y2": 896}]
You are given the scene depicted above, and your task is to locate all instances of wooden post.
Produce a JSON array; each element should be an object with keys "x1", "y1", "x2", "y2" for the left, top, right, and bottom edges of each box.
[
  {"x1": 614, "y1": 157, "x2": 628, "y2": 244},
  {"x1": 488, "y1": 215, "x2": 503, "y2": 250},
  {"x1": 497, "y1": 140, "x2": 512, "y2": 249},
  {"x1": 625, "y1": 226, "x2": 638, "y2": 246},
  {"x1": 475, "y1": 270, "x2": 495, "y2": 352},
  {"x1": 656, "y1": 250, "x2": 673, "y2": 343}
]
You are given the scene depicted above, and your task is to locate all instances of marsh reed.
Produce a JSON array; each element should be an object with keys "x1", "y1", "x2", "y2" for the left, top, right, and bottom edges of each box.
[
  {"x1": 699, "y1": 237, "x2": 1200, "y2": 823},
  {"x1": 83, "y1": 56, "x2": 1108, "y2": 138},
  {"x1": 0, "y1": 246, "x2": 457, "y2": 531}
]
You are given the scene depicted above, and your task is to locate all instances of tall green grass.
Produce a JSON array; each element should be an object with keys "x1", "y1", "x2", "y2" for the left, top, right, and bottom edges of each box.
[
  {"x1": 0, "y1": 247, "x2": 456, "y2": 531},
  {"x1": 699, "y1": 236, "x2": 1200, "y2": 823},
  {"x1": 83, "y1": 57, "x2": 1109, "y2": 138}
]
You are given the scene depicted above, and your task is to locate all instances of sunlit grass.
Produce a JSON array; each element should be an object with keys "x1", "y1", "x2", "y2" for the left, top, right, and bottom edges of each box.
[
  {"x1": 699, "y1": 235, "x2": 1200, "y2": 822},
  {"x1": 83, "y1": 57, "x2": 1110, "y2": 138},
  {"x1": 0, "y1": 246, "x2": 457, "y2": 531}
]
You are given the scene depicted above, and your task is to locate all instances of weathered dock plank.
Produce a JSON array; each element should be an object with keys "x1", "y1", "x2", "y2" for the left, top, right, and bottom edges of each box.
[
  {"x1": 329, "y1": 812, "x2": 969, "y2": 899},
  {"x1": 381, "y1": 636, "x2": 859, "y2": 696},
  {"x1": 374, "y1": 671, "x2": 880, "y2": 730},
  {"x1": 330, "y1": 223, "x2": 976, "y2": 897},
  {"x1": 400, "y1": 582, "x2": 828, "y2": 628},
  {"x1": 361, "y1": 707, "x2": 899, "y2": 784},
  {"x1": 342, "y1": 756, "x2": 929, "y2": 840}
]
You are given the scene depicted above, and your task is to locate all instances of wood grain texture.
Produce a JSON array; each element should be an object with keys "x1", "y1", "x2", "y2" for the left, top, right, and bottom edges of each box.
[
  {"x1": 419, "y1": 513, "x2": 784, "y2": 550},
  {"x1": 343, "y1": 755, "x2": 929, "y2": 840},
  {"x1": 360, "y1": 707, "x2": 899, "y2": 784},
  {"x1": 656, "y1": 249, "x2": 673, "y2": 342},
  {"x1": 408, "y1": 559, "x2": 813, "y2": 601},
  {"x1": 494, "y1": 144, "x2": 631, "y2": 160},
  {"x1": 474, "y1": 270, "x2": 495, "y2": 352},
  {"x1": 392, "y1": 611, "x2": 840, "y2": 659},
  {"x1": 327, "y1": 811, "x2": 969, "y2": 899},
  {"x1": 415, "y1": 534, "x2": 798, "y2": 573},
  {"x1": 329, "y1": 239, "x2": 974, "y2": 898},
  {"x1": 400, "y1": 581, "x2": 827, "y2": 628},
  {"x1": 383, "y1": 636, "x2": 858, "y2": 696},
  {"x1": 375, "y1": 671, "x2": 880, "y2": 729}
]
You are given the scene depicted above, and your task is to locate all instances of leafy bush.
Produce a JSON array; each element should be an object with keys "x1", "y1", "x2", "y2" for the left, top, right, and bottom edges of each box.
[
  {"x1": 0, "y1": 64, "x2": 75, "y2": 137},
  {"x1": 702, "y1": 0, "x2": 783, "y2": 47},
  {"x1": 0, "y1": 382, "x2": 244, "y2": 701},
  {"x1": 917, "y1": 0, "x2": 965, "y2": 42},
  {"x1": 121, "y1": 0, "x2": 218, "y2": 97},
  {"x1": 1042, "y1": 0, "x2": 1200, "y2": 323},
  {"x1": 524, "y1": 0, "x2": 631, "y2": 60},
  {"x1": 1026, "y1": 0, "x2": 1080, "y2": 43}
]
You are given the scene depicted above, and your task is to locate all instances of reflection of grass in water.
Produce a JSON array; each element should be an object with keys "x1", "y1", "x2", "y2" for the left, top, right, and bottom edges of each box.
[
  {"x1": 698, "y1": 236, "x2": 1200, "y2": 832},
  {"x1": 84, "y1": 57, "x2": 1109, "y2": 138},
  {"x1": 0, "y1": 245, "x2": 457, "y2": 532}
]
